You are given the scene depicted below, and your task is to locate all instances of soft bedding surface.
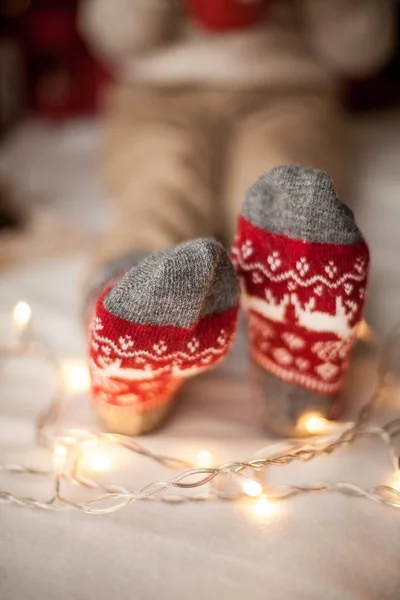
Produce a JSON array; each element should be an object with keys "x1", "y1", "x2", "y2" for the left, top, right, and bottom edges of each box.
[{"x1": 1, "y1": 116, "x2": 400, "y2": 600}]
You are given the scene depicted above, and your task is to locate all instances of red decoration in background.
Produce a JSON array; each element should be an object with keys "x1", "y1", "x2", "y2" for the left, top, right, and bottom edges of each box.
[
  {"x1": 183, "y1": 0, "x2": 269, "y2": 32},
  {"x1": 21, "y1": 0, "x2": 109, "y2": 120}
]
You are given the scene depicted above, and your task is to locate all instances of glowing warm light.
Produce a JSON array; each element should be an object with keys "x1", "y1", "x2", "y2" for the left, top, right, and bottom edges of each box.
[
  {"x1": 53, "y1": 444, "x2": 67, "y2": 471},
  {"x1": 195, "y1": 450, "x2": 213, "y2": 468},
  {"x1": 299, "y1": 412, "x2": 329, "y2": 435},
  {"x1": 13, "y1": 301, "x2": 32, "y2": 329},
  {"x1": 80, "y1": 437, "x2": 98, "y2": 451},
  {"x1": 242, "y1": 479, "x2": 263, "y2": 497},
  {"x1": 357, "y1": 320, "x2": 374, "y2": 342},
  {"x1": 80, "y1": 452, "x2": 111, "y2": 473},
  {"x1": 391, "y1": 472, "x2": 400, "y2": 492},
  {"x1": 253, "y1": 494, "x2": 273, "y2": 517},
  {"x1": 79, "y1": 440, "x2": 112, "y2": 473},
  {"x1": 55, "y1": 429, "x2": 97, "y2": 447},
  {"x1": 61, "y1": 361, "x2": 91, "y2": 393}
]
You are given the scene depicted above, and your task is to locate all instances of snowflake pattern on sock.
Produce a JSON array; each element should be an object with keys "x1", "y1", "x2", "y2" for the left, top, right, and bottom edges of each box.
[
  {"x1": 232, "y1": 216, "x2": 369, "y2": 395},
  {"x1": 89, "y1": 288, "x2": 238, "y2": 413}
]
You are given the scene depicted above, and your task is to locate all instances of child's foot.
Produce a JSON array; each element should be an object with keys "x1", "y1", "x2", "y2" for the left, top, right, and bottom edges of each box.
[
  {"x1": 232, "y1": 166, "x2": 370, "y2": 436},
  {"x1": 88, "y1": 238, "x2": 239, "y2": 435}
]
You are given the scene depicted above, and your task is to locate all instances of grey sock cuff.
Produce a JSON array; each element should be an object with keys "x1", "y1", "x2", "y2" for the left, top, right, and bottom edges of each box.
[{"x1": 242, "y1": 166, "x2": 362, "y2": 245}]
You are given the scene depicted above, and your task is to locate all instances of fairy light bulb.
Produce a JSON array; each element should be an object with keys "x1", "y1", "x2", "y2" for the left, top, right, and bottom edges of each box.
[
  {"x1": 253, "y1": 494, "x2": 273, "y2": 517},
  {"x1": 13, "y1": 301, "x2": 32, "y2": 335},
  {"x1": 79, "y1": 439, "x2": 112, "y2": 473},
  {"x1": 53, "y1": 444, "x2": 67, "y2": 472},
  {"x1": 242, "y1": 479, "x2": 263, "y2": 497},
  {"x1": 61, "y1": 361, "x2": 91, "y2": 394},
  {"x1": 195, "y1": 450, "x2": 213, "y2": 468},
  {"x1": 390, "y1": 470, "x2": 400, "y2": 492},
  {"x1": 299, "y1": 412, "x2": 329, "y2": 435},
  {"x1": 357, "y1": 320, "x2": 374, "y2": 342}
]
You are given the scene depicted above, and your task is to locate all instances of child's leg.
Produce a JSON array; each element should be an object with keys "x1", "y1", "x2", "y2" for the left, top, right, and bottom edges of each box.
[
  {"x1": 88, "y1": 84, "x2": 220, "y2": 303},
  {"x1": 223, "y1": 89, "x2": 349, "y2": 243},
  {"x1": 225, "y1": 91, "x2": 368, "y2": 435},
  {"x1": 87, "y1": 86, "x2": 237, "y2": 434}
]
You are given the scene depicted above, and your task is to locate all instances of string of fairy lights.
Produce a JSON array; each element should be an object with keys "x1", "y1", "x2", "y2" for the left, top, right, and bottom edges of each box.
[{"x1": 1, "y1": 300, "x2": 400, "y2": 516}]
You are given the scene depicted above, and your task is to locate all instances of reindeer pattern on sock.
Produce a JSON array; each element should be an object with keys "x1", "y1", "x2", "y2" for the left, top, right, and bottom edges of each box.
[{"x1": 232, "y1": 218, "x2": 369, "y2": 395}]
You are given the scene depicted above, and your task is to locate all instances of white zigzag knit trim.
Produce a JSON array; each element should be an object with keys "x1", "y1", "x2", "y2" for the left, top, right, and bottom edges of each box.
[
  {"x1": 232, "y1": 248, "x2": 366, "y2": 289},
  {"x1": 90, "y1": 358, "x2": 211, "y2": 382},
  {"x1": 92, "y1": 329, "x2": 231, "y2": 362},
  {"x1": 252, "y1": 348, "x2": 343, "y2": 395},
  {"x1": 90, "y1": 358, "x2": 172, "y2": 381}
]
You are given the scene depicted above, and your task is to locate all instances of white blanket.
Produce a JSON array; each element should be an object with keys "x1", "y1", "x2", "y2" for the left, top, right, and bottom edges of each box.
[{"x1": 1, "y1": 117, "x2": 400, "y2": 600}]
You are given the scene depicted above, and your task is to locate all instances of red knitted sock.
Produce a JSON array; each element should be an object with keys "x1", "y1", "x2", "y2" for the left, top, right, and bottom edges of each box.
[
  {"x1": 88, "y1": 239, "x2": 239, "y2": 435},
  {"x1": 232, "y1": 167, "x2": 370, "y2": 434}
]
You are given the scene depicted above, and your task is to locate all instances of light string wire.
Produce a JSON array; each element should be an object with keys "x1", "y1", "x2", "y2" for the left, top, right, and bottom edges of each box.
[{"x1": 1, "y1": 307, "x2": 400, "y2": 515}]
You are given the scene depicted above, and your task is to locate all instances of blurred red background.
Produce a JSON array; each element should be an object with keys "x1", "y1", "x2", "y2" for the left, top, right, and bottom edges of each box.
[
  {"x1": 0, "y1": 0, "x2": 399, "y2": 132},
  {"x1": 0, "y1": 0, "x2": 109, "y2": 129}
]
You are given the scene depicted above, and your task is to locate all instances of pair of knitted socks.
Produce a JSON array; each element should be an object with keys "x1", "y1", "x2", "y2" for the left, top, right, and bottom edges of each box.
[{"x1": 88, "y1": 166, "x2": 369, "y2": 435}]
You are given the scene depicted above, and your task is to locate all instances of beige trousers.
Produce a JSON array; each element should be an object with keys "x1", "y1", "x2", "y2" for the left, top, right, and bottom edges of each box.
[{"x1": 94, "y1": 83, "x2": 348, "y2": 268}]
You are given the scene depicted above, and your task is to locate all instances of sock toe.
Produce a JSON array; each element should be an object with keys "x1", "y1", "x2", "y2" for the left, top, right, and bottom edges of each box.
[
  {"x1": 242, "y1": 166, "x2": 361, "y2": 245},
  {"x1": 104, "y1": 238, "x2": 239, "y2": 327},
  {"x1": 84, "y1": 250, "x2": 148, "y2": 319}
]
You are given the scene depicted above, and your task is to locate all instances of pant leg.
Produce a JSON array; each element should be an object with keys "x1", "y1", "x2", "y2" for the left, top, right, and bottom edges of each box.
[
  {"x1": 223, "y1": 88, "x2": 349, "y2": 243},
  {"x1": 93, "y1": 84, "x2": 219, "y2": 269}
]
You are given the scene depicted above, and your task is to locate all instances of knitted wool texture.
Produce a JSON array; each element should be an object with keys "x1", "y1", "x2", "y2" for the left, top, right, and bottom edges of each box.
[
  {"x1": 89, "y1": 239, "x2": 239, "y2": 429},
  {"x1": 232, "y1": 166, "x2": 369, "y2": 397}
]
